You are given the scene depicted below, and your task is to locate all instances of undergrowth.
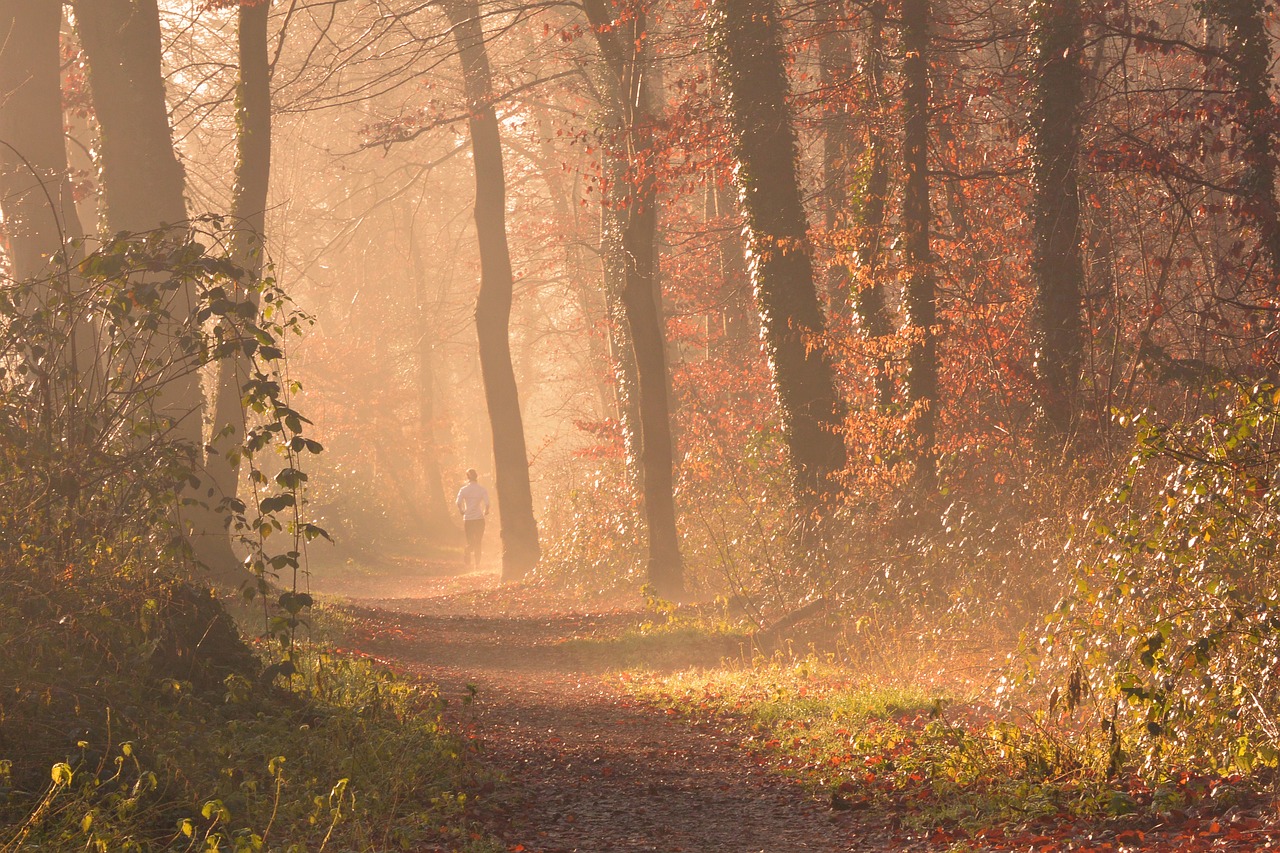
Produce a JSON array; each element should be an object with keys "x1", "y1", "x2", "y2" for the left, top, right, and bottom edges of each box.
[{"x1": 0, "y1": 230, "x2": 499, "y2": 851}]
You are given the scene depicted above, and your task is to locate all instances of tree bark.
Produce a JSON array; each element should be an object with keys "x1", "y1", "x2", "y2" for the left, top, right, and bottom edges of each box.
[
  {"x1": 446, "y1": 0, "x2": 541, "y2": 581},
  {"x1": 74, "y1": 0, "x2": 199, "y2": 446},
  {"x1": 1029, "y1": 0, "x2": 1086, "y2": 437},
  {"x1": 1202, "y1": 0, "x2": 1280, "y2": 290},
  {"x1": 709, "y1": 0, "x2": 848, "y2": 512},
  {"x1": 0, "y1": 0, "x2": 96, "y2": 392},
  {"x1": 203, "y1": 0, "x2": 273, "y2": 571},
  {"x1": 854, "y1": 2, "x2": 894, "y2": 410},
  {"x1": 585, "y1": 0, "x2": 684, "y2": 598},
  {"x1": 75, "y1": 0, "x2": 227, "y2": 576},
  {"x1": 901, "y1": 0, "x2": 938, "y2": 489},
  {"x1": 817, "y1": 0, "x2": 857, "y2": 319},
  {"x1": 0, "y1": 0, "x2": 84, "y2": 282}
]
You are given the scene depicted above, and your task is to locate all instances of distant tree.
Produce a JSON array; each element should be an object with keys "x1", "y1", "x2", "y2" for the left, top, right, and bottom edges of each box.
[
  {"x1": 445, "y1": 0, "x2": 541, "y2": 580},
  {"x1": 708, "y1": 0, "x2": 848, "y2": 513}
]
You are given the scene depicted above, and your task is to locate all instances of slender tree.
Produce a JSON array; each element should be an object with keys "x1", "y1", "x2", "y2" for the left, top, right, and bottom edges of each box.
[
  {"x1": 817, "y1": 0, "x2": 858, "y2": 318},
  {"x1": 204, "y1": 0, "x2": 274, "y2": 569},
  {"x1": 584, "y1": 0, "x2": 684, "y2": 598},
  {"x1": 708, "y1": 0, "x2": 848, "y2": 512},
  {"x1": 854, "y1": 1, "x2": 894, "y2": 410},
  {"x1": 445, "y1": 0, "x2": 541, "y2": 580},
  {"x1": 1029, "y1": 0, "x2": 1086, "y2": 436},
  {"x1": 900, "y1": 0, "x2": 938, "y2": 488}
]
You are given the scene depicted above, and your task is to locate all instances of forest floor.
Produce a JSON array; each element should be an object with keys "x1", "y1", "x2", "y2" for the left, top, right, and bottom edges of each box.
[{"x1": 315, "y1": 562, "x2": 1280, "y2": 853}]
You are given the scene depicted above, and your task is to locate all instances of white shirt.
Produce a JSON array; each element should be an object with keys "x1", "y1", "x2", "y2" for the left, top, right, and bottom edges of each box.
[{"x1": 455, "y1": 481, "x2": 490, "y2": 521}]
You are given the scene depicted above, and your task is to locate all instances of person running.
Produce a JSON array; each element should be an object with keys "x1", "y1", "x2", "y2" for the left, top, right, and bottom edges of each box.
[{"x1": 455, "y1": 468, "x2": 490, "y2": 569}]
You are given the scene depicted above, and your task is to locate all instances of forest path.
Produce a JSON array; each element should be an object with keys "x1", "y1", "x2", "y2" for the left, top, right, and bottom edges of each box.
[{"x1": 329, "y1": 567, "x2": 899, "y2": 853}]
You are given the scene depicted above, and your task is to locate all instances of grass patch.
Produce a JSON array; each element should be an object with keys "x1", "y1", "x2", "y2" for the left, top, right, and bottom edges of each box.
[
  {"x1": 0, "y1": 630, "x2": 501, "y2": 852},
  {"x1": 623, "y1": 656, "x2": 1123, "y2": 835}
]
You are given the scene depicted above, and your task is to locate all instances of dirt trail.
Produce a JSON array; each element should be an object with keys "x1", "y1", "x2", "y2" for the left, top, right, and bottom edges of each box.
[{"x1": 335, "y1": 572, "x2": 883, "y2": 853}]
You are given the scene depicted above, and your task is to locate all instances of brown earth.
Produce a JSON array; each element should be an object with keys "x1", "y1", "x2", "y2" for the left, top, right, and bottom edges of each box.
[{"x1": 323, "y1": 564, "x2": 913, "y2": 853}]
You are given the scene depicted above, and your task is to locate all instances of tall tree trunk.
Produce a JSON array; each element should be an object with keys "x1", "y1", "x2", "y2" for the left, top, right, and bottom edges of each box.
[
  {"x1": 600, "y1": 182, "x2": 645, "y2": 494},
  {"x1": 1029, "y1": 0, "x2": 1086, "y2": 437},
  {"x1": 854, "y1": 1, "x2": 894, "y2": 410},
  {"x1": 0, "y1": 0, "x2": 84, "y2": 281},
  {"x1": 203, "y1": 0, "x2": 273, "y2": 571},
  {"x1": 709, "y1": 0, "x2": 848, "y2": 512},
  {"x1": 817, "y1": 0, "x2": 857, "y2": 319},
  {"x1": 74, "y1": 0, "x2": 228, "y2": 576},
  {"x1": 0, "y1": 0, "x2": 96, "y2": 392},
  {"x1": 901, "y1": 0, "x2": 938, "y2": 489},
  {"x1": 1202, "y1": 0, "x2": 1280, "y2": 291},
  {"x1": 446, "y1": 0, "x2": 541, "y2": 580},
  {"x1": 585, "y1": 0, "x2": 684, "y2": 598},
  {"x1": 74, "y1": 0, "x2": 197, "y2": 442}
]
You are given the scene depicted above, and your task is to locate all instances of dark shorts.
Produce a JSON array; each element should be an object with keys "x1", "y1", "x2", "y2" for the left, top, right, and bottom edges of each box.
[{"x1": 464, "y1": 518, "x2": 485, "y2": 551}]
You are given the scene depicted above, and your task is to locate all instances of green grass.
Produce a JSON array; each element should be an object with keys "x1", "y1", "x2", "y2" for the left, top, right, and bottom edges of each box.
[
  {"x1": 0, "y1": 632, "x2": 502, "y2": 852},
  {"x1": 623, "y1": 656, "x2": 1115, "y2": 834}
]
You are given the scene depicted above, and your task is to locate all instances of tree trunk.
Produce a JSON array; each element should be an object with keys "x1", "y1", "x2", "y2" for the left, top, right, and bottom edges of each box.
[
  {"x1": 75, "y1": 0, "x2": 227, "y2": 576},
  {"x1": 74, "y1": 0, "x2": 198, "y2": 444},
  {"x1": 585, "y1": 0, "x2": 684, "y2": 598},
  {"x1": 0, "y1": 0, "x2": 96, "y2": 395},
  {"x1": 854, "y1": 2, "x2": 894, "y2": 410},
  {"x1": 0, "y1": 0, "x2": 84, "y2": 282},
  {"x1": 446, "y1": 0, "x2": 541, "y2": 581},
  {"x1": 1029, "y1": 0, "x2": 1086, "y2": 437},
  {"x1": 709, "y1": 0, "x2": 848, "y2": 512},
  {"x1": 203, "y1": 0, "x2": 273, "y2": 572},
  {"x1": 817, "y1": 0, "x2": 857, "y2": 319},
  {"x1": 1202, "y1": 0, "x2": 1280, "y2": 289},
  {"x1": 901, "y1": 0, "x2": 938, "y2": 489}
]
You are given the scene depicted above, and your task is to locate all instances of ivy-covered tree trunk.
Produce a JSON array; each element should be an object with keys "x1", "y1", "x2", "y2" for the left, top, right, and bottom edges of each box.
[
  {"x1": 901, "y1": 0, "x2": 938, "y2": 488},
  {"x1": 586, "y1": 0, "x2": 684, "y2": 599},
  {"x1": 600, "y1": 153, "x2": 645, "y2": 496},
  {"x1": 855, "y1": 1, "x2": 894, "y2": 411},
  {"x1": 203, "y1": 0, "x2": 273, "y2": 574},
  {"x1": 1029, "y1": 0, "x2": 1086, "y2": 437},
  {"x1": 709, "y1": 0, "x2": 847, "y2": 511},
  {"x1": 446, "y1": 0, "x2": 541, "y2": 580},
  {"x1": 1201, "y1": 0, "x2": 1280, "y2": 289}
]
